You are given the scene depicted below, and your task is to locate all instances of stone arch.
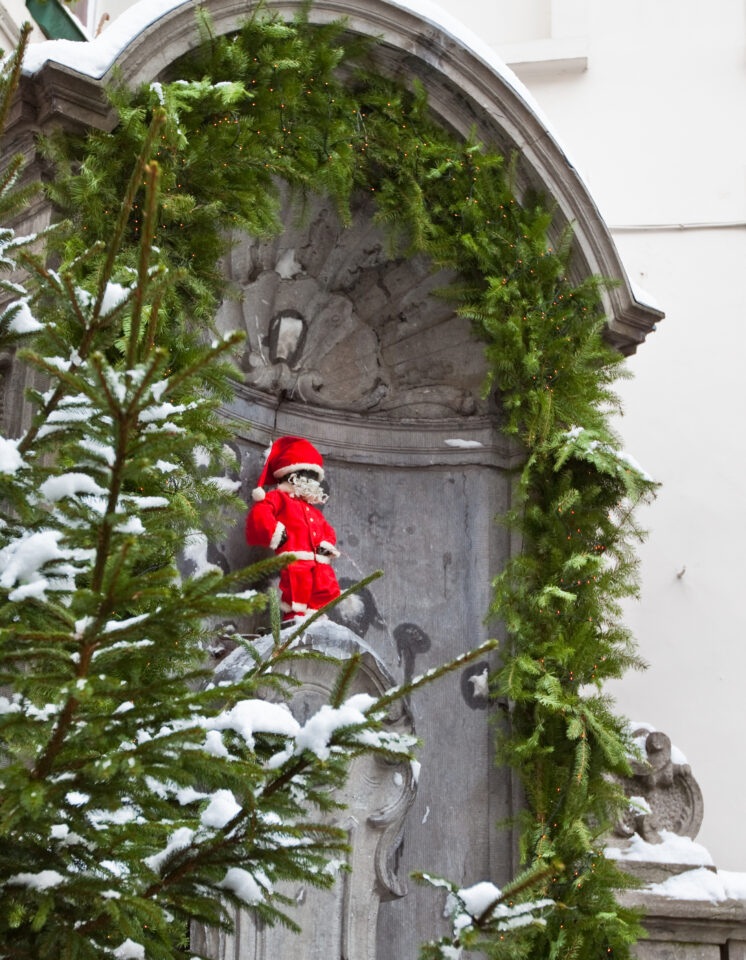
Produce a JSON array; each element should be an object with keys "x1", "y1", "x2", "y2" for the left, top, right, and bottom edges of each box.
[{"x1": 18, "y1": 0, "x2": 661, "y2": 353}]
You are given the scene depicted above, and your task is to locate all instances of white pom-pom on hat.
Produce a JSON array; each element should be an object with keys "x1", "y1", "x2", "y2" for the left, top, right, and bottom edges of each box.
[{"x1": 252, "y1": 487, "x2": 266, "y2": 502}]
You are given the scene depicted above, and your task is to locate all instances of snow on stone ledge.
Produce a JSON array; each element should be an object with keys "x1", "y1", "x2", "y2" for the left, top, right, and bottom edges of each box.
[
  {"x1": 444, "y1": 438, "x2": 484, "y2": 449},
  {"x1": 606, "y1": 829, "x2": 713, "y2": 867},
  {"x1": 649, "y1": 867, "x2": 746, "y2": 904},
  {"x1": 630, "y1": 280, "x2": 664, "y2": 316},
  {"x1": 22, "y1": 0, "x2": 189, "y2": 78}
]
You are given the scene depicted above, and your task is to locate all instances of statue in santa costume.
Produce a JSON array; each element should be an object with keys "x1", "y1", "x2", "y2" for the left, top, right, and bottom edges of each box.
[{"x1": 245, "y1": 436, "x2": 341, "y2": 620}]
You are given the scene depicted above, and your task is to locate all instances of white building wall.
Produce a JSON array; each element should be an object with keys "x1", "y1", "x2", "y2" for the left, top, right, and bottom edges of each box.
[
  {"x1": 471, "y1": 0, "x2": 746, "y2": 870},
  {"x1": 6, "y1": 0, "x2": 745, "y2": 868}
]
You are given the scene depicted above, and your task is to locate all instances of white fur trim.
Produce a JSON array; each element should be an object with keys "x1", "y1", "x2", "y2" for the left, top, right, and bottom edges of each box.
[
  {"x1": 280, "y1": 601, "x2": 293, "y2": 613},
  {"x1": 314, "y1": 553, "x2": 332, "y2": 564},
  {"x1": 284, "y1": 550, "x2": 315, "y2": 561},
  {"x1": 269, "y1": 522, "x2": 286, "y2": 550},
  {"x1": 273, "y1": 461, "x2": 324, "y2": 482},
  {"x1": 319, "y1": 540, "x2": 340, "y2": 558},
  {"x1": 252, "y1": 487, "x2": 266, "y2": 502},
  {"x1": 291, "y1": 601, "x2": 308, "y2": 613}
]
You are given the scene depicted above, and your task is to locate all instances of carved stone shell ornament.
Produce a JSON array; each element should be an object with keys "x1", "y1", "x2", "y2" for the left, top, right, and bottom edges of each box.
[{"x1": 213, "y1": 189, "x2": 489, "y2": 420}]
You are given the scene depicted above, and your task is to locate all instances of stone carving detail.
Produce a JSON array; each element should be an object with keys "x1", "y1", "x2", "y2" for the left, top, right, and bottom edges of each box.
[
  {"x1": 191, "y1": 620, "x2": 416, "y2": 960},
  {"x1": 216, "y1": 190, "x2": 489, "y2": 419},
  {"x1": 613, "y1": 726, "x2": 704, "y2": 844}
]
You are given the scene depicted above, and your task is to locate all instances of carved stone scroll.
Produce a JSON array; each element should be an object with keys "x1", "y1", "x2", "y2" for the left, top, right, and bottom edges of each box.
[
  {"x1": 613, "y1": 725, "x2": 704, "y2": 844},
  {"x1": 190, "y1": 620, "x2": 416, "y2": 960}
]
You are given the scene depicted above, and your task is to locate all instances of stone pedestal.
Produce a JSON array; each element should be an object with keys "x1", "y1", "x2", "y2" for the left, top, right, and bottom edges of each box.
[{"x1": 191, "y1": 620, "x2": 417, "y2": 960}]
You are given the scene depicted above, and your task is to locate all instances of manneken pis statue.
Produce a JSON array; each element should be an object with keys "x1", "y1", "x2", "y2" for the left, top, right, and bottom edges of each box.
[{"x1": 245, "y1": 436, "x2": 341, "y2": 620}]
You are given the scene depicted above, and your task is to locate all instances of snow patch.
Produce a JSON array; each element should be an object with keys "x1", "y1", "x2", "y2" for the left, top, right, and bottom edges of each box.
[
  {"x1": 101, "y1": 281, "x2": 131, "y2": 315},
  {"x1": 628, "y1": 720, "x2": 688, "y2": 765},
  {"x1": 23, "y1": 0, "x2": 190, "y2": 77},
  {"x1": 140, "y1": 401, "x2": 189, "y2": 423},
  {"x1": 467, "y1": 668, "x2": 489, "y2": 698},
  {"x1": 183, "y1": 530, "x2": 221, "y2": 576},
  {"x1": 117, "y1": 516, "x2": 145, "y2": 534},
  {"x1": 66, "y1": 791, "x2": 90, "y2": 807},
  {"x1": 9, "y1": 870, "x2": 64, "y2": 890},
  {"x1": 648, "y1": 867, "x2": 746, "y2": 903},
  {"x1": 103, "y1": 612, "x2": 150, "y2": 634},
  {"x1": 144, "y1": 826, "x2": 195, "y2": 872},
  {"x1": 562, "y1": 428, "x2": 654, "y2": 483},
  {"x1": 335, "y1": 594, "x2": 365, "y2": 619},
  {"x1": 0, "y1": 436, "x2": 25, "y2": 475},
  {"x1": 0, "y1": 529, "x2": 66, "y2": 600},
  {"x1": 274, "y1": 248, "x2": 304, "y2": 279},
  {"x1": 150, "y1": 80, "x2": 165, "y2": 104},
  {"x1": 206, "y1": 699, "x2": 300, "y2": 750},
  {"x1": 205, "y1": 476, "x2": 241, "y2": 493},
  {"x1": 458, "y1": 881, "x2": 502, "y2": 917},
  {"x1": 40, "y1": 472, "x2": 107, "y2": 502},
  {"x1": 193, "y1": 446, "x2": 211, "y2": 467},
  {"x1": 606, "y1": 830, "x2": 713, "y2": 866},
  {"x1": 444, "y1": 438, "x2": 484, "y2": 449},
  {"x1": 200, "y1": 789, "x2": 241, "y2": 828},
  {"x1": 630, "y1": 280, "x2": 664, "y2": 315},
  {"x1": 79, "y1": 439, "x2": 116, "y2": 466},
  {"x1": 218, "y1": 867, "x2": 267, "y2": 904},
  {"x1": 293, "y1": 693, "x2": 377, "y2": 761},
  {"x1": 6, "y1": 298, "x2": 42, "y2": 333},
  {"x1": 112, "y1": 939, "x2": 146, "y2": 959}
]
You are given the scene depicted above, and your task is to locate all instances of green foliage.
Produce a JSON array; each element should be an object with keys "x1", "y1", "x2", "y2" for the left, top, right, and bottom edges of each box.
[
  {"x1": 2, "y1": 5, "x2": 657, "y2": 957},
  {"x1": 0, "y1": 55, "x2": 496, "y2": 957}
]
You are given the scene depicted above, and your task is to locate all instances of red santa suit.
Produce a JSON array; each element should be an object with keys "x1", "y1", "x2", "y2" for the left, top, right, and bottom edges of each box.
[{"x1": 245, "y1": 437, "x2": 340, "y2": 618}]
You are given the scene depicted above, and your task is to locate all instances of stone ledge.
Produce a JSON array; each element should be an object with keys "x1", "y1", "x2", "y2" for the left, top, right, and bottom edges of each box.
[{"x1": 223, "y1": 384, "x2": 522, "y2": 470}]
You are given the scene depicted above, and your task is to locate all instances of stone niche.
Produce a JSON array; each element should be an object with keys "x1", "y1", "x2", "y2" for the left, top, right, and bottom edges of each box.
[{"x1": 200, "y1": 187, "x2": 523, "y2": 956}]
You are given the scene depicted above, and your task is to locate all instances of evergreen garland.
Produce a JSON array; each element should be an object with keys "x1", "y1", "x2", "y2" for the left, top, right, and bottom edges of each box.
[{"x1": 3, "y1": 5, "x2": 658, "y2": 957}]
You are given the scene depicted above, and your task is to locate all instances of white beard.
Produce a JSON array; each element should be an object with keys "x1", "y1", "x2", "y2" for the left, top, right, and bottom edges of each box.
[{"x1": 282, "y1": 474, "x2": 328, "y2": 505}]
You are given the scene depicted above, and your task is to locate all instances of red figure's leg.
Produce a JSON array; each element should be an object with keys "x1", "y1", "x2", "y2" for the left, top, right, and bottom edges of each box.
[
  {"x1": 308, "y1": 563, "x2": 341, "y2": 612},
  {"x1": 279, "y1": 561, "x2": 315, "y2": 618}
]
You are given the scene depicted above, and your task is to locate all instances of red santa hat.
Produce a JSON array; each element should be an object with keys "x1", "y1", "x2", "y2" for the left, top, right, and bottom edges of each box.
[{"x1": 251, "y1": 436, "x2": 325, "y2": 502}]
